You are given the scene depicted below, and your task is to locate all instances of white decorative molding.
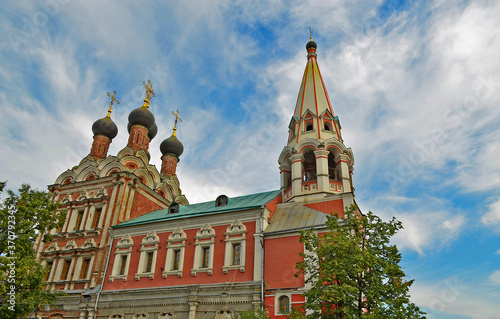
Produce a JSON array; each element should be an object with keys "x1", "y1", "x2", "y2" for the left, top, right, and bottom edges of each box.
[
  {"x1": 116, "y1": 235, "x2": 134, "y2": 248},
  {"x1": 45, "y1": 242, "x2": 59, "y2": 253},
  {"x1": 191, "y1": 224, "x2": 215, "y2": 276},
  {"x1": 223, "y1": 221, "x2": 247, "y2": 273},
  {"x1": 163, "y1": 228, "x2": 187, "y2": 278},
  {"x1": 141, "y1": 231, "x2": 160, "y2": 245},
  {"x1": 81, "y1": 238, "x2": 97, "y2": 249},
  {"x1": 63, "y1": 240, "x2": 77, "y2": 251}
]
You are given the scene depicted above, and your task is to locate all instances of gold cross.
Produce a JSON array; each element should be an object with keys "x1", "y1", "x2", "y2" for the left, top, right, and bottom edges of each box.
[
  {"x1": 106, "y1": 91, "x2": 120, "y2": 117},
  {"x1": 309, "y1": 26, "x2": 313, "y2": 41},
  {"x1": 142, "y1": 80, "x2": 156, "y2": 108},
  {"x1": 171, "y1": 110, "x2": 182, "y2": 136}
]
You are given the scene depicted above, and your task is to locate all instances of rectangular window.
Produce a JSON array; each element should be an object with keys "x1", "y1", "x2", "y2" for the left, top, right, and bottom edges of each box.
[
  {"x1": 61, "y1": 260, "x2": 70, "y2": 280},
  {"x1": 172, "y1": 249, "x2": 181, "y2": 271},
  {"x1": 145, "y1": 252, "x2": 154, "y2": 273},
  {"x1": 201, "y1": 247, "x2": 210, "y2": 268},
  {"x1": 232, "y1": 243, "x2": 241, "y2": 266},
  {"x1": 119, "y1": 255, "x2": 127, "y2": 275},
  {"x1": 74, "y1": 211, "x2": 84, "y2": 231},
  {"x1": 45, "y1": 262, "x2": 53, "y2": 281},
  {"x1": 80, "y1": 259, "x2": 90, "y2": 279},
  {"x1": 91, "y1": 208, "x2": 102, "y2": 229}
]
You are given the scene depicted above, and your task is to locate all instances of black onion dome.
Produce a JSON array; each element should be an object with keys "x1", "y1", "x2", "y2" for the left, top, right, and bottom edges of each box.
[
  {"x1": 128, "y1": 106, "x2": 155, "y2": 132},
  {"x1": 92, "y1": 116, "x2": 118, "y2": 139},
  {"x1": 306, "y1": 40, "x2": 317, "y2": 51},
  {"x1": 148, "y1": 123, "x2": 158, "y2": 140},
  {"x1": 160, "y1": 135, "x2": 184, "y2": 157}
]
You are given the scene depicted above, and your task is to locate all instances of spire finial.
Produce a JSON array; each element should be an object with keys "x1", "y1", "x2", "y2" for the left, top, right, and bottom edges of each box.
[
  {"x1": 171, "y1": 110, "x2": 182, "y2": 136},
  {"x1": 142, "y1": 80, "x2": 156, "y2": 108},
  {"x1": 309, "y1": 26, "x2": 313, "y2": 41},
  {"x1": 106, "y1": 91, "x2": 120, "y2": 117}
]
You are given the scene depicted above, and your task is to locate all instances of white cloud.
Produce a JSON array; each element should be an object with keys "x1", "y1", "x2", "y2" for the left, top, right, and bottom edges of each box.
[
  {"x1": 490, "y1": 270, "x2": 500, "y2": 285},
  {"x1": 481, "y1": 198, "x2": 500, "y2": 232},
  {"x1": 411, "y1": 277, "x2": 500, "y2": 319}
]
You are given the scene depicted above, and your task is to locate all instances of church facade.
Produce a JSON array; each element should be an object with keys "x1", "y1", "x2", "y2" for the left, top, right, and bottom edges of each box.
[{"x1": 35, "y1": 39, "x2": 355, "y2": 319}]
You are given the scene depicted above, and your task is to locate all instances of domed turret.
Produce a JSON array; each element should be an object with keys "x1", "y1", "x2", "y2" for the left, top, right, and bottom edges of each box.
[
  {"x1": 161, "y1": 110, "x2": 184, "y2": 176},
  {"x1": 148, "y1": 123, "x2": 158, "y2": 140},
  {"x1": 126, "y1": 80, "x2": 157, "y2": 153},
  {"x1": 306, "y1": 40, "x2": 317, "y2": 51},
  {"x1": 128, "y1": 106, "x2": 156, "y2": 132},
  {"x1": 89, "y1": 91, "x2": 120, "y2": 160},
  {"x1": 92, "y1": 116, "x2": 118, "y2": 140},
  {"x1": 160, "y1": 134, "x2": 184, "y2": 157}
]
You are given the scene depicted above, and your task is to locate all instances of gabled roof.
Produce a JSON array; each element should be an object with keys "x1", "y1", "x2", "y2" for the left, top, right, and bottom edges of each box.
[{"x1": 114, "y1": 190, "x2": 281, "y2": 228}]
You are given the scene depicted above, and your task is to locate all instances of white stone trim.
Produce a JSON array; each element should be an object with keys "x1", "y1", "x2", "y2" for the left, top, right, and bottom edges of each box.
[
  {"x1": 223, "y1": 221, "x2": 247, "y2": 273},
  {"x1": 191, "y1": 224, "x2": 215, "y2": 276},
  {"x1": 109, "y1": 236, "x2": 133, "y2": 282},
  {"x1": 163, "y1": 228, "x2": 186, "y2": 278},
  {"x1": 275, "y1": 292, "x2": 292, "y2": 316},
  {"x1": 135, "y1": 231, "x2": 159, "y2": 280}
]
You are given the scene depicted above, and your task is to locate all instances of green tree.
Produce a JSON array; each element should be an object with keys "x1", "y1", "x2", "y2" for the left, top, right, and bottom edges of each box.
[
  {"x1": 291, "y1": 205, "x2": 425, "y2": 318},
  {"x1": 235, "y1": 308, "x2": 270, "y2": 319},
  {"x1": 0, "y1": 182, "x2": 67, "y2": 319}
]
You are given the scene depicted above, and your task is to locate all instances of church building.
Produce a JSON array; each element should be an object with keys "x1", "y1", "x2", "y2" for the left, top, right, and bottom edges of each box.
[{"x1": 35, "y1": 38, "x2": 355, "y2": 319}]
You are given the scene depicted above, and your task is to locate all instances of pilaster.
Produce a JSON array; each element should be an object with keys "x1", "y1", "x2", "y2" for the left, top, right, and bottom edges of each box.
[
  {"x1": 290, "y1": 153, "x2": 304, "y2": 197},
  {"x1": 314, "y1": 149, "x2": 330, "y2": 193}
]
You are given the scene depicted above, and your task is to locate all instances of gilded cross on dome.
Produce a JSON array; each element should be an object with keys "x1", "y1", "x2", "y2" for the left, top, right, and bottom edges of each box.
[
  {"x1": 309, "y1": 26, "x2": 313, "y2": 41},
  {"x1": 171, "y1": 110, "x2": 182, "y2": 136},
  {"x1": 106, "y1": 91, "x2": 120, "y2": 117},
  {"x1": 142, "y1": 80, "x2": 155, "y2": 108}
]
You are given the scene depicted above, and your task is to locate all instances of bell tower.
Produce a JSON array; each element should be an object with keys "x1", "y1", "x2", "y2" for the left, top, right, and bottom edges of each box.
[{"x1": 278, "y1": 38, "x2": 354, "y2": 203}]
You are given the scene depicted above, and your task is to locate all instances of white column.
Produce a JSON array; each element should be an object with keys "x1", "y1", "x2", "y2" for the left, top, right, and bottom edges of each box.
[
  {"x1": 337, "y1": 154, "x2": 352, "y2": 193},
  {"x1": 290, "y1": 154, "x2": 304, "y2": 197},
  {"x1": 314, "y1": 150, "x2": 330, "y2": 193}
]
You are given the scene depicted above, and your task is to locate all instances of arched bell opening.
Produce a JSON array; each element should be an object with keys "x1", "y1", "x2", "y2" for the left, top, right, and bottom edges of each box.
[{"x1": 302, "y1": 149, "x2": 317, "y2": 182}]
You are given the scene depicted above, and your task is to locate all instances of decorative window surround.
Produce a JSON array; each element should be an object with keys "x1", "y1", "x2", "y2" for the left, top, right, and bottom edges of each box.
[
  {"x1": 276, "y1": 293, "x2": 292, "y2": 315},
  {"x1": 109, "y1": 235, "x2": 134, "y2": 282},
  {"x1": 223, "y1": 220, "x2": 247, "y2": 273},
  {"x1": 135, "y1": 231, "x2": 159, "y2": 280},
  {"x1": 191, "y1": 224, "x2": 215, "y2": 276},
  {"x1": 163, "y1": 228, "x2": 187, "y2": 278}
]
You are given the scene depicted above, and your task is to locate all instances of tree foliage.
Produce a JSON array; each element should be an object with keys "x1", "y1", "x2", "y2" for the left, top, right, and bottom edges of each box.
[
  {"x1": 235, "y1": 307, "x2": 270, "y2": 319},
  {"x1": 0, "y1": 182, "x2": 66, "y2": 319},
  {"x1": 291, "y1": 205, "x2": 425, "y2": 318}
]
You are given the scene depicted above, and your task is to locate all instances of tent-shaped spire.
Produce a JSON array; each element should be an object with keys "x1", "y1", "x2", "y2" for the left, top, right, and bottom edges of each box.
[{"x1": 288, "y1": 39, "x2": 342, "y2": 147}]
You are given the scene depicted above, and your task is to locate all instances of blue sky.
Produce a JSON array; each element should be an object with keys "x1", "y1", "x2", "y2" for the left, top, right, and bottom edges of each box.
[{"x1": 1, "y1": 1, "x2": 499, "y2": 317}]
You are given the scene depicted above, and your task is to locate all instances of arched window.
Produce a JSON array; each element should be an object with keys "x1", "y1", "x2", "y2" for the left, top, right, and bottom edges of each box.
[
  {"x1": 302, "y1": 151, "x2": 317, "y2": 181},
  {"x1": 215, "y1": 195, "x2": 228, "y2": 207},
  {"x1": 305, "y1": 122, "x2": 313, "y2": 131},
  {"x1": 324, "y1": 121, "x2": 332, "y2": 131},
  {"x1": 328, "y1": 152, "x2": 341, "y2": 181},
  {"x1": 168, "y1": 202, "x2": 180, "y2": 214},
  {"x1": 278, "y1": 295, "x2": 290, "y2": 314}
]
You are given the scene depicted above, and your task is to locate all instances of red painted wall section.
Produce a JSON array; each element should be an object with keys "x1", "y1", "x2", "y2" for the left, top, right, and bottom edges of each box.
[
  {"x1": 104, "y1": 221, "x2": 256, "y2": 291},
  {"x1": 128, "y1": 191, "x2": 164, "y2": 221},
  {"x1": 264, "y1": 235, "x2": 304, "y2": 289},
  {"x1": 304, "y1": 199, "x2": 344, "y2": 217},
  {"x1": 265, "y1": 193, "x2": 282, "y2": 218}
]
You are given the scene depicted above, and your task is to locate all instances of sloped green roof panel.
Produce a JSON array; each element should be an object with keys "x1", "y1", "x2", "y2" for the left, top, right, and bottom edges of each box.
[{"x1": 114, "y1": 190, "x2": 281, "y2": 228}]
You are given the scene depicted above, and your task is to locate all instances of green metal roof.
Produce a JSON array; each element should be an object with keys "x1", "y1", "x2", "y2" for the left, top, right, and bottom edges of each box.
[{"x1": 113, "y1": 189, "x2": 281, "y2": 228}]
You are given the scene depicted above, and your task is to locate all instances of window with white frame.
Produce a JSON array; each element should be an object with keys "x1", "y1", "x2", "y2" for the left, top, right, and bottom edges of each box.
[
  {"x1": 276, "y1": 294, "x2": 291, "y2": 315},
  {"x1": 109, "y1": 235, "x2": 134, "y2": 282},
  {"x1": 76, "y1": 255, "x2": 93, "y2": 280},
  {"x1": 163, "y1": 228, "x2": 186, "y2": 278},
  {"x1": 135, "y1": 231, "x2": 159, "y2": 280},
  {"x1": 223, "y1": 220, "x2": 247, "y2": 273},
  {"x1": 191, "y1": 224, "x2": 215, "y2": 276}
]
